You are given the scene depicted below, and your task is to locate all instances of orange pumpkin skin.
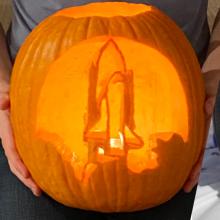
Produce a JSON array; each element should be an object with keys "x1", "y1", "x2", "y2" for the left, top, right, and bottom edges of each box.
[{"x1": 10, "y1": 2, "x2": 206, "y2": 212}]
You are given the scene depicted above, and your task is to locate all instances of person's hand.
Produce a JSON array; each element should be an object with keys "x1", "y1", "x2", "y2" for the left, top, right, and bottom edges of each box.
[
  {"x1": 183, "y1": 56, "x2": 220, "y2": 192},
  {"x1": 0, "y1": 80, "x2": 41, "y2": 196}
]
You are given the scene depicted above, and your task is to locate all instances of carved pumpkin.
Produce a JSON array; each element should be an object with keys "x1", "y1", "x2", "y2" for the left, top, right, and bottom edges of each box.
[{"x1": 10, "y1": 2, "x2": 205, "y2": 212}]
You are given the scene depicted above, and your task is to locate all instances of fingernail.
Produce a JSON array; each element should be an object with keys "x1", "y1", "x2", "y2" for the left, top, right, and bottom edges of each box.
[
  {"x1": 208, "y1": 106, "x2": 213, "y2": 115},
  {"x1": 206, "y1": 104, "x2": 212, "y2": 115},
  {"x1": 33, "y1": 189, "x2": 41, "y2": 197},
  {"x1": 19, "y1": 167, "x2": 29, "y2": 178},
  {"x1": 185, "y1": 189, "x2": 191, "y2": 193},
  {"x1": 184, "y1": 186, "x2": 192, "y2": 193},
  {"x1": 206, "y1": 98, "x2": 215, "y2": 115}
]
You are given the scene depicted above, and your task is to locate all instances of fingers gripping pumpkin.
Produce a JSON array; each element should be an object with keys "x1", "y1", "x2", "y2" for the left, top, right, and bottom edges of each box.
[{"x1": 10, "y1": 2, "x2": 205, "y2": 212}]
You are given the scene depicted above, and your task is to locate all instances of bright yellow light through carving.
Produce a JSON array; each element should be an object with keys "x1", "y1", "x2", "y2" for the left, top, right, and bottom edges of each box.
[{"x1": 36, "y1": 36, "x2": 188, "y2": 177}]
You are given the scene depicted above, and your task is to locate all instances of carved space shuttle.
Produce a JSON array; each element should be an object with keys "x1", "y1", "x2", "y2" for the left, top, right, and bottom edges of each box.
[{"x1": 83, "y1": 38, "x2": 144, "y2": 162}]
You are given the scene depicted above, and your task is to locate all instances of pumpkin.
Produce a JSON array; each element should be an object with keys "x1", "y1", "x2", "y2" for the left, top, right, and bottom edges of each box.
[{"x1": 10, "y1": 2, "x2": 206, "y2": 212}]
